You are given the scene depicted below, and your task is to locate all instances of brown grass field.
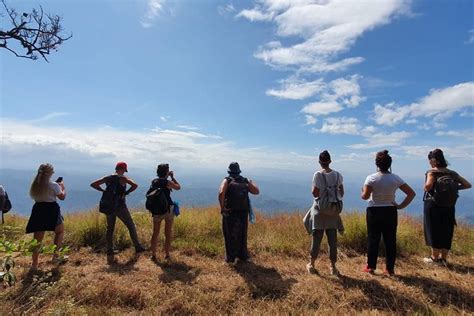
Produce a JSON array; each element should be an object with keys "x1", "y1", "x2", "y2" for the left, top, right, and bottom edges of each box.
[{"x1": 0, "y1": 207, "x2": 473, "y2": 315}]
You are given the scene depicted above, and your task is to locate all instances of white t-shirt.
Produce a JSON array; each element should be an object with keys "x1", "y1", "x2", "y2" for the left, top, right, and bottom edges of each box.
[
  {"x1": 34, "y1": 182, "x2": 62, "y2": 203},
  {"x1": 312, "y1": 170, "x2": 343, "y2": 200},
  {"x1": 364, "y1": 172, "x2": 405, "y2": 207},
  {"x1": 0, "y1": 185, "x2": 4, "y2": 196}
]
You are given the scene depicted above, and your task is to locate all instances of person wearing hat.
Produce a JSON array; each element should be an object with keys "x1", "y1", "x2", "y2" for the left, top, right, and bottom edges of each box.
[
  {"x1": 306, "y1": 150, "x2": 344, "y2": 275},
  {"x1": 91, "y1": 162, "x2": 145, "y2": 261},
  {"x1": 218, "y1": 162, "x2": 259, "y2": 264}
]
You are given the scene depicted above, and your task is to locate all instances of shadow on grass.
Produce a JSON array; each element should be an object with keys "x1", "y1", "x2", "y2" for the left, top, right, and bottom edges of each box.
[
  {"x1": 398, "y1": 275, "x2": 474, "y2": 312},
  {"x1": 336, "y1": 275, "x2": 432, "y2": 314},
  {"x1": 13, "y1": 267, "x2": 62, "y2": 313},
  {"x1": 103, "y1": 253, "x2": 139, "y2": 275},
  {"x1": 154, "y1": 259, "x2": 201, "y2": 284},
  {"x1": 234, "y1": 261, "x2": 297, "y2": 300},
  {"x1": 446, "y1": 262, "x2": 474, "y2": 274}
]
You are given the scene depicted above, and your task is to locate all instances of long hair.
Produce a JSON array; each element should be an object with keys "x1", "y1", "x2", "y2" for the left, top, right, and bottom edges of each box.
[
  {"x1": 428, "y1": 148, "x2": 448, "y2": 168},
  {"x1": 30, "y1": 163, "x2": 54, "y2": 200}
]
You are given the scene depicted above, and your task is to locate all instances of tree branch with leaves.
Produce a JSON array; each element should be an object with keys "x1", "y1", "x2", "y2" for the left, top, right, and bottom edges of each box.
[{"x1": 0, "y1": 0, "x2": 71, "y2": 62}]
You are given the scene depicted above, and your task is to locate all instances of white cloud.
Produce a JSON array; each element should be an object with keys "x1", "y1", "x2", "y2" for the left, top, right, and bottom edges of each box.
[
  {"x1": 302, "y1": 101, "x2": 343, "y2": 116},
  {"x1": 239, "y1": 0, "x2": 410, "y2": 73},
  {"x1": 141, "y1": 0, "x2": 165, "y2": 28},
  {"x1": 466, "y1": 29, "x2": 474, "y2": 44},
  {"x1": 236, "y1": 7, "x2": 274, "y2": 21},
  {"x1": 304, "y1": 115, "x2": 317, "y2": 125},
  {"x1": 217, "y1": 4, "x2": 235, "y2": 16},
  {"x1": 313, "y1": 117, "x2": 361, "y2": 135},
  {"x1": 0, "y1": 119, "x2": 315, "y2": 172},
  {"x1": 266, "y1": 78, "x2": 325, "y2": 100},
  {"x1": 401, "y1": 145, "x2": 474, "y2": 160},
  {"x1": 347, "y1": 131, "x2": 412, "y2": 149},
  {"x1": 176, "y1": 125, "x2": 200, "y2": 131},
  {"x1": 160, "y1": 116, "x2": 169, "y2": 122},
  {"x1": 373, "y1": 82, "x2": 474, "y2": 126}
]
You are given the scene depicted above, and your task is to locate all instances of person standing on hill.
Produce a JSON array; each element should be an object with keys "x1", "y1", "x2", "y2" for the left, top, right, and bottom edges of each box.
[
  {"x1": 90, "y1": 162, "x2": 145, "y2": 261},
  {"x1": 423, "y1": 148, "x2": 471, "y2": 265},
  {"x1": 25, "y1": 163, "x2": 67, "y2": 269},
  {"x1": 147, "y1": 163, "x2": 181, "y2": 262},
  {"x1": 306, "y1": 150, "x2": 344, "y2": 276},
  {"x1": 218, "y1": 162, "x2": 259, "y2": 264},
  {"x1": 361, "y1": 150, "x2": 416, "y2": 276}
]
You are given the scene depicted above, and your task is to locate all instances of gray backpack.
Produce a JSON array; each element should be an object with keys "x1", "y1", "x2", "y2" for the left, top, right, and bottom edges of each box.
[{"x1": 315, "y1": 172, "x2": 343, "y2": 215}]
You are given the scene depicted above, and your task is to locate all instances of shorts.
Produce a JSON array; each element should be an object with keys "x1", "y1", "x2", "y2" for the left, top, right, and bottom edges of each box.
[{"x1": 153, "y1": 205, "x2": 175, "y2": 223}]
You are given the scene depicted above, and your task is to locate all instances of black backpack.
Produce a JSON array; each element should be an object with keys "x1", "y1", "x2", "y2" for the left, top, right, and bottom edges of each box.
[
  {"x1": 99, "y1": 175, "x2": 123, "y2": 214},
  {"x1": 224, "y1": 176, "x2": 249, "y2": 212},
  {"x1": 145, "y1": 179, "x2": 170, "y2": 215},
  {"x1": 2, "y1": 191, "x2": 12, "y2": 224},
  {"x1": 425, "y1": 171, "x2": 459, "y2": 207}
]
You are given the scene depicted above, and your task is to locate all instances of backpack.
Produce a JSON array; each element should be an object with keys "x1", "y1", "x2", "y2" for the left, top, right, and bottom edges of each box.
[
  {"x1": 425, "y1": 171, "x2": 459, "y2": 207},
  {"x1": 99, "y1": 175, "x2": 123, "y2": 214},
  {"x1": 315, "y1": 172, "x2": 343, "y2": 216},
  {"x1": 224, "y1": 176, "x2": 249, "y2": 212},
  {"x1": 145, "y1": 179, "x2": 170, "y2": 215},
  {"x1": 2, "y1": 191, "x2": 12, "y2": 224}
]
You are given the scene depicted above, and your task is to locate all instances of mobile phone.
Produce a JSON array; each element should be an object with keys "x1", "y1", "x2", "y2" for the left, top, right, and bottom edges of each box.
[{"x1": 55, "y1": 177, "x2": 63, "y2": 183}]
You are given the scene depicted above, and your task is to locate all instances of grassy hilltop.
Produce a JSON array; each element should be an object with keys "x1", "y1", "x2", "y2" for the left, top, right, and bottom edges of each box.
[{"x1": 0, "y1": 207, "x2": 473, "y2": 314}]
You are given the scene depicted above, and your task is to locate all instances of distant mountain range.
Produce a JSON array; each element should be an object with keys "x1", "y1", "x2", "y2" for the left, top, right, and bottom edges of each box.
[{"x1": 1, "y1": 168, "x2": 472, "y2": 224}]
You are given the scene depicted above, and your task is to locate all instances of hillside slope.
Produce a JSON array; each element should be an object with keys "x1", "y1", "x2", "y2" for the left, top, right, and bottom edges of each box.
[
  {"x1": 1, "y1": 249, "x2": 473, "y2": 314},
  {"x1": 1, "y1": 208, "x2": 473, "y2": 314}
]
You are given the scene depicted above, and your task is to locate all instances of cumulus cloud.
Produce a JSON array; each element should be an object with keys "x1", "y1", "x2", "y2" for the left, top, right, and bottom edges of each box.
[
  {"x1": 373, "y1": 82, "x2": 474, "y2": 126},
  {"x1": 313, "y1": 117, "x2": 361, "y2": 135},
  {"x1": 304, "y1": 115, "x2": 317, "y2": 125},
  {"x1": 266, "y1": 78, "x2": 325, "y2": 100},
  {"x1": 141, "y1": 0, "x2": 165, "y2": 28},
  {"x1": 300, "y1": 75, "x2": 365, "y2": 116},
  {"x1": 238, "y1": 0, "x2": 410, "y2": 73},
  {"x1": 0, "y1": 119, "x2": 314, "y2": 172}
]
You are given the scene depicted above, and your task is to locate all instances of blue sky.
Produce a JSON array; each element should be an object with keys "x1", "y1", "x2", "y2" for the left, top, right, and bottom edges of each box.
[{"x1": 1, "y1": 0, "x2": 473, "y2": 181}]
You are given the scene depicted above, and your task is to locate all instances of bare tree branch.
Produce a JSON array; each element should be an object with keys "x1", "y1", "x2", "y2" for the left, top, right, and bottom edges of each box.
[{"x1": 0, "y1": 0, "x2": 71, "y2": 62}]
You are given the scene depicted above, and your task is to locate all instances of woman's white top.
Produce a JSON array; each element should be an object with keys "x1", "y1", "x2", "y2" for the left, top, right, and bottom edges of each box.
[
  {"x1": 34, "y1": 182, "x2": 62, "y2": 203},
  {"x1": 364, "y1": 172, "x2": 405, "y2": 207}
]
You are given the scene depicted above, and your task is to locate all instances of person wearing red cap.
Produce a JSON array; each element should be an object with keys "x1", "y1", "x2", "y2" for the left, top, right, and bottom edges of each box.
[{"x1": 91, "y1": 162, "x2": 145, "y2": 261}]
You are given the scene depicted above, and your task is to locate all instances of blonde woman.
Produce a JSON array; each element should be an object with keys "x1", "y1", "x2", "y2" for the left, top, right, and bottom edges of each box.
[{"x1": 26, "y1": 163, "x2": 66, "y2": 269}]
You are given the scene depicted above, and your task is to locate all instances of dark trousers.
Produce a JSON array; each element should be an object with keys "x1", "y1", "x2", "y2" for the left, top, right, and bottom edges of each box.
[
  {"x1": 366, "y1": 206, "x2": 397, "y2": 271},
  {"x1": 106, "y1": 204, "x2": 141, "y2": 253},
  {"x1": 222, "y1": 211, "x2": 249, "y2": 262},
  {"x1": 310, "y1": 229, "x2": 338, "y2": 263},
  {"x1": 423, "y1": 200, "x2": 455, "y2": 250}
]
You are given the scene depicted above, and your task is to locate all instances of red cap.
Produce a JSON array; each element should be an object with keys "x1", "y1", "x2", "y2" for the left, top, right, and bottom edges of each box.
[{"x1": 115, "y1": 161, "x2": 128, "y2": 172}]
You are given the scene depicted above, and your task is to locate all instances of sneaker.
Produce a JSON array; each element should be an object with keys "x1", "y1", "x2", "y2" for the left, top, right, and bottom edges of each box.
[
  {"x1": 383, "y1": 269, "x2": 395, "y2": 276},
  {"x1": 423, "y1": 256, "x2": 440, "y2": 265},
  {"x1": 330, "y1": 266, "x2": 340, "y2": 276},
  {"x1": 306, "y1": 263, "x2": 317, "y2": 274},
  {"x1": 362, "y1": 265, "x2": 375, "y2": 274}
]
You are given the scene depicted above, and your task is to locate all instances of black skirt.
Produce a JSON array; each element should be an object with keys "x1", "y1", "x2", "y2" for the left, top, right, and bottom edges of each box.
[
  {"x1": 26, "y1": 202, "x2": 63, "y2": 233},
  {"x1": 423, "y1": 200, "x2": 456, "y2": 249}
]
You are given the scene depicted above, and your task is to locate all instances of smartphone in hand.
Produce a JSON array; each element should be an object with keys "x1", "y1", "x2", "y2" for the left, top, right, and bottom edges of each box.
[{"x1": 55, "y1": 177, "x2": 63, "y2": 183}]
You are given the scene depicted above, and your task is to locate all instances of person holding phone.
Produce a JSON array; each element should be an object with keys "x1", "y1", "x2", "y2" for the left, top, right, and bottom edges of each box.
[
  {"x1": 25, "y1": 163, "x2": 67, "y2": 269},
  {"x1": 148, "y1": 163, "x2": 181, "y2": 262}
]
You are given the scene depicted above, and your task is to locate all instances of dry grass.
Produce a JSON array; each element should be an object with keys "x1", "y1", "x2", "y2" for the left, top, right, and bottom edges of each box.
[{"x1": 0, "y1": 207, "x2": 473, "y2": 314}]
